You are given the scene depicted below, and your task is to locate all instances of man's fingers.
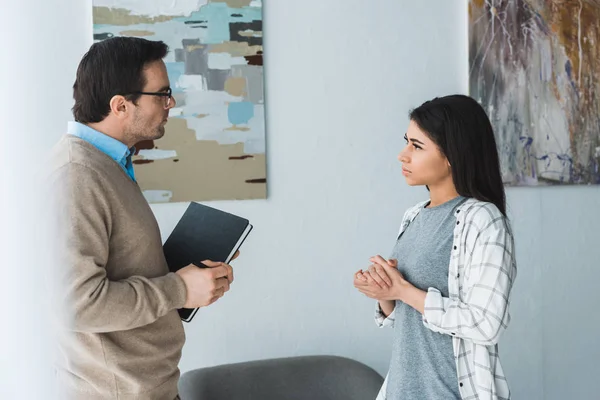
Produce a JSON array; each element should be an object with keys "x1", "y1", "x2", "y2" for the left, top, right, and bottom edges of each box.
[
  {"x1": 202, "y1": 260, "x2": 233, "y2": 283},
  {"x1": 226, "y1": 264, "x2": 234, "y2": 283},
  {"x1": 215, "y1": 277, "x2": 230, "y2": 292},
  {"x1": 201, "y1": 260, "x2": 221, "y2": 268},
  {"x1": 210, "y1": 264, "x2": 234, "y2": 282}
]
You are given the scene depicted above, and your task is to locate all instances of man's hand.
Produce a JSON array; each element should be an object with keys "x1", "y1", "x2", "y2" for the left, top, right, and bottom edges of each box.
[{"x1": 176, "y1": 260, "x2": 234, "y2": 308}]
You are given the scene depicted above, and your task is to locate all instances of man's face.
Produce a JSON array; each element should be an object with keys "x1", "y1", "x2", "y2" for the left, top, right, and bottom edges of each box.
[{"x1": 125, "y1": 60, "x2": 175, "y2": 144}]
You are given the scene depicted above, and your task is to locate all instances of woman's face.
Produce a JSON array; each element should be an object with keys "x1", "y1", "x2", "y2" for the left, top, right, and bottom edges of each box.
[{"x1": 398, "y1": 120, "x2": 452, "y2": 187}]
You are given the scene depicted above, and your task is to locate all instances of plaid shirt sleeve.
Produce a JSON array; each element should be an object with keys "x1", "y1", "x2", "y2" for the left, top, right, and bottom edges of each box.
[
  {"x1": 374, "y1": 302, "x2": 395, "y2": 328},
  {"x1": 422, "y1": 208, "x2": 516, "y2": 346}
]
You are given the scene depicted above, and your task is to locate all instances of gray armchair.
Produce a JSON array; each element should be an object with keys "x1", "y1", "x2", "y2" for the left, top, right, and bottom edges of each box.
[{"x1": 178, "y1": 355, "x2": 384, "y2": 400}]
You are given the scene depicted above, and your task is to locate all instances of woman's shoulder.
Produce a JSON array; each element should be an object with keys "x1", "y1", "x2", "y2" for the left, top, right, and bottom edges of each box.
[
  {"x1": 460, "y1": 198, "x2": 509, "y2": 231},
  {"x1": 402, "y1": 200, "x2": 429, "y2": 219},
  {"x1": 407, "y1": 199, "x2": 430, "y2": 212},
  {"x1": 402, "y1": 197, "x2": 508, "y2": 227}
]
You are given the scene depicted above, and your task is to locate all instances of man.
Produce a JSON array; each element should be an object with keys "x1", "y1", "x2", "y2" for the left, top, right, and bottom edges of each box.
[{"x1": 49, "y1": 37, "x2": 236, "y2": 400}]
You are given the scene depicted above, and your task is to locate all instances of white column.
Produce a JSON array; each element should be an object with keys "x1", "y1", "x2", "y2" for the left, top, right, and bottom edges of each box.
[{"x1": 0, "y1": 1, "x2": 92, "y2": 398}]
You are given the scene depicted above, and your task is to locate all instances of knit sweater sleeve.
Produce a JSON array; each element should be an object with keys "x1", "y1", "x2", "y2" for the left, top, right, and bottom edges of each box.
[{"x1": 52, "y1": 163, "x2": 187, "y2": 333}]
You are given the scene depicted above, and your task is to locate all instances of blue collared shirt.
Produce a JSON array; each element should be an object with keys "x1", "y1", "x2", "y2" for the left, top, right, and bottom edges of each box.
[{"x1": 67, "y1": 121, "x2": 136, "y2": 182}]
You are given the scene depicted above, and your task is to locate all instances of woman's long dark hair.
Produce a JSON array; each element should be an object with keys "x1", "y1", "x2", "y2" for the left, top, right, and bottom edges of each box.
[{"x1": 409, "y1": 94, "x2": 506, "y2": 216}]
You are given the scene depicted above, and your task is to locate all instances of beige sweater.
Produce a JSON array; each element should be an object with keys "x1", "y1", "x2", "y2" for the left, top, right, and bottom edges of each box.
[{"x1": 49, "y1": 135, "x2": 188, "y2": 400}]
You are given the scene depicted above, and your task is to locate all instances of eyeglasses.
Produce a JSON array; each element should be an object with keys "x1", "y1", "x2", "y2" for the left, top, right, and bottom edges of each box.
[{"x1": 126, "y1": 88, "x2": 173, "y2": 109}]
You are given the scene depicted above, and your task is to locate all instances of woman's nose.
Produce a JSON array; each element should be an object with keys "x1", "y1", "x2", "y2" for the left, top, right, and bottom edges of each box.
[{"x1": 398, "y1": 148, "x2": 409, "y2": 163}]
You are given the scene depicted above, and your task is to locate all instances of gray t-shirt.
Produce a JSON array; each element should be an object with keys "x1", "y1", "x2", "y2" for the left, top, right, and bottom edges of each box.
[{"x1": 385, "y1": 196, "x2": 465, "y2": 400}]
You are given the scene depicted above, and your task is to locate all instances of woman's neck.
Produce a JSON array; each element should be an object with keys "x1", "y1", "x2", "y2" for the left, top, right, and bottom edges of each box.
[{"x1": 427, "y1": 181, "x2": 460, "y2": 208}]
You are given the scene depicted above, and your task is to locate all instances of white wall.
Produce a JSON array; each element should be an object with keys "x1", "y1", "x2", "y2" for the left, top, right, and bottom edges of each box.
[
  {"x1": 505, "y1": 187, "x2": 600, "y2": 400},
  {"x1": 3, "y1": 1, "x2": 599, "y2": 399},
  {"x1": 154, "y1": 0, "x2": 469, "y2": 375}
]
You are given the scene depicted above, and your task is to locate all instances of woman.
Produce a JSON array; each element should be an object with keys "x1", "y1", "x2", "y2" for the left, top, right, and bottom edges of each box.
[{"x1": 353, "y1": 95, "x2": 517, "y2": 400}]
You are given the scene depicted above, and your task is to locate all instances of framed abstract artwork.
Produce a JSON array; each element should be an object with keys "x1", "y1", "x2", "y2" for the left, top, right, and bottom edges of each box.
[
  {"x1": 469, "y1": 0, "x2": 599, "y2": 185},
  {"x1": 93, "y1": 0, "x2": 267, "y2": 202}
]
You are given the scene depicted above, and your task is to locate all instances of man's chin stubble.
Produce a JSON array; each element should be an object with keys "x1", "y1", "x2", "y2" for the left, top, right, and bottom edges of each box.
[{"x1": 152, "y1": 127, "x2": 165, "y2": 140}]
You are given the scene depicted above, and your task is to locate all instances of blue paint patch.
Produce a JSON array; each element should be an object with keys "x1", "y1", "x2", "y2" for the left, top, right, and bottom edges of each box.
[
  {"x1": 519, "y1": 136, "x2": 533, "y2": 146},
  {"x1": 564, "y1": 59, "x2": 580, "y2": 94},
  {"x1": 565, "y1": 60, "x2": 572, "y2": 80},
  {"x1": 174, "y1": 3, "x2": 262, "y2": 44},
  {"x1": 165, "y1": 62, "x2": 186, "y2": 93},
  {"x1": 228, "y1": 101, "x2": 254, "y2": 125}
]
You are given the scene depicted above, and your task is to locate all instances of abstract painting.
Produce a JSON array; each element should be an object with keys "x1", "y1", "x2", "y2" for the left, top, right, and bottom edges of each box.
[
  {"x1": 469, "y1": 0, "x2": 600, "y2": 185},
  {"x1": 93, "y1": 0, "x2": 267, "y2": 202}
]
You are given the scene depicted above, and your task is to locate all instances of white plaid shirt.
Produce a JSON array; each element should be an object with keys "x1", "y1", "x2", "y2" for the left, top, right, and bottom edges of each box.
[{"x1": 375, "y1": 198, "x2": 516, "y2": 400}]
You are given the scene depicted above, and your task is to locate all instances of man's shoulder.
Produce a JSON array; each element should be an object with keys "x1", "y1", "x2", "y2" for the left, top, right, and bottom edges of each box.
[
  {"x1": 49, "y1": 135, "x2": 118, "y2": 179},
  {"x1": 50, "y1": 135, "x2": 97, "y2": 168}
]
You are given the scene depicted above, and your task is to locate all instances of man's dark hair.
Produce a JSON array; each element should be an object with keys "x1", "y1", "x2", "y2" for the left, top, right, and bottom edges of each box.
[
  {"x1": 72, "y1": 37, "x2": 169, "y2": 123},
  {"x1": 410, "y1": 94, "x2": 507, "y2": 216}
]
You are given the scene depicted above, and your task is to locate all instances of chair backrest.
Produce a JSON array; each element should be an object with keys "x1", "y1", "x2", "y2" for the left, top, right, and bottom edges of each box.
[{"x1": 178, "y1": 355, "x2": 384, "y2": 400}]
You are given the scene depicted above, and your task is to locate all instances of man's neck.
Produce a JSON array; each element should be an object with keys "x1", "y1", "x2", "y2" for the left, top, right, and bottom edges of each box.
[{"x1": 86, "y1": 122, "x2": 131, "y2": 147}]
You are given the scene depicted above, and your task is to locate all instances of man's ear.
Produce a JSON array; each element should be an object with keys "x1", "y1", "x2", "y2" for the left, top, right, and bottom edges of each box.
[{"x1": 109, "y1": 95, "x2": 129, "y2": 119}]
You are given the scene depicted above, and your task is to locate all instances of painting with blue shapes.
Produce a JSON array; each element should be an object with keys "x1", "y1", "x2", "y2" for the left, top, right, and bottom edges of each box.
[{"x1": 93, "y1": 0, "x2": 267, "y2": 202}]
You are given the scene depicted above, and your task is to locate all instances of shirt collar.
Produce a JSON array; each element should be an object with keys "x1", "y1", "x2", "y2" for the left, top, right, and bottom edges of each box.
[{"x1": 67, "y1": 121, "x2": 133, "y2": 165}]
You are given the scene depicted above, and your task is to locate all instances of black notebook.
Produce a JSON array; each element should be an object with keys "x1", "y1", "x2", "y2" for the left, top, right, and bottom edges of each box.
[{"x1": 163, "y1": 202, "x2": 253, "y2": 322}]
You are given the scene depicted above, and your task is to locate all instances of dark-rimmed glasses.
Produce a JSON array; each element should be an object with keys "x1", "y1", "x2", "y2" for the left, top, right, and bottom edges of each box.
[{"x1": 126, "y1": 88, "x2": 173, "y2": 109}]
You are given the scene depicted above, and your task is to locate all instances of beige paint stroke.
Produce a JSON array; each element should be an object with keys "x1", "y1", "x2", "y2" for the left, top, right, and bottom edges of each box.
[
  {"x1": 224, "y1": 77, "x2": 247, "y2": 96},
  {"x1": 93, "y1": 7, "x2": 175, "y2": 25},
  {"x1": 225, "y1": 126, "x2": 251, "y2": 132},
  {"x1": 209, "y1": 0, "x2": 253, "y2": 8},
  {"x1": 210, "y1": 42, "x2": 262, "y2": 56},
  {"x1": 186, "y1": 44, "x2": 206, "y2": 51},
  {"x1": 119, "y1": 30, "x2": 155, "y2": 36},
  {"x1": 238, "y1": 30, "x2": 263, "y2": 38},
  {"x1": 133, "y1": 118, "x2": 266, "y2": 202}
]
